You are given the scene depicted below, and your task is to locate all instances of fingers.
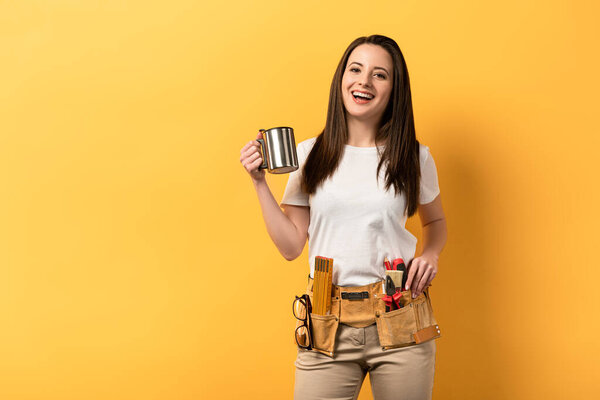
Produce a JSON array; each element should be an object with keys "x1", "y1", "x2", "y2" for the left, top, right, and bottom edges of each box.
[
  {"x1": 241, "y1": 151, "x2": 263, "y2": 172},
  {"x1": 240, "y1": 144, "x2": 260, "y2": 161},
  {"x1": 410, "y1": 263, "x2": 426, "y2": 298},
  {"x1": 240, "y1": 129, "x2": 263, "y2": 154},
  {"x1": 405, "y1": 258, "x2": 437, "y2": 298},
  {"x1": 414, "y1": 269, "x2": 432, "y2": 298},
  {"x1": 240, "y1": 132, "x2": 266, "y2": 181},
  {"x1": 405, "y1": 259, "x2": 417, "y2": 291},
  {"x1": 240, "y1": 138, "x2": 263, "y2": 163},
  {"x1": 240, "y1": 140, "x2": 260, "y2": 157},
  {"x1": 240, "y1": 141, "x2": 253, "y2": 154}
]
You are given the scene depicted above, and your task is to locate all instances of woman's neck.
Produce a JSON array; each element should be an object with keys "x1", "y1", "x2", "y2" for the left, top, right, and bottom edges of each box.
[{"x1": 346, "y1": 116, "x2": 383, "y2": 147}]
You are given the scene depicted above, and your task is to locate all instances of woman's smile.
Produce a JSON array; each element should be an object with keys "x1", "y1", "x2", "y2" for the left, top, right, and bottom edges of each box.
[{"x1": 351, "y1": 89, "x2": 375, "y2": 104}]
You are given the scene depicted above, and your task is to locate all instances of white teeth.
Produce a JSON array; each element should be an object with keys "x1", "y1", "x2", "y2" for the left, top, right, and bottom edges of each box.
[{"x1": 352, "y1": 91, "x2": 374, "y2": 99}]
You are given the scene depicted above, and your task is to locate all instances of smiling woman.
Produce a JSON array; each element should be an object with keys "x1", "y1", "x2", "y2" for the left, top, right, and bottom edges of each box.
[
  {"x1": 301, "y1": 36, "x2": 427, "y2": 219},
  {"x1": 239, "y1": 34, "x2": 447, "y2": 400}
]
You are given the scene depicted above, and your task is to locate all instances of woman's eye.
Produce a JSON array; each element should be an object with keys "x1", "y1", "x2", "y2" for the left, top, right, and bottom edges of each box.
[{"x1": 350, "y1": 67, "x2": 387, "y2": 79}]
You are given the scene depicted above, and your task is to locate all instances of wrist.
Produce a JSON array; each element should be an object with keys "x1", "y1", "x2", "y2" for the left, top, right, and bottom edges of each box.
[
  {"x1": 421, "y1": 250, "x2": 440, "y2": 261},
  {"x1": 252, "y1": 176, "x2": 267, "y2": 187},
  {"x1": 252, "y1": 178, "x2": 268, "y2": 191}
]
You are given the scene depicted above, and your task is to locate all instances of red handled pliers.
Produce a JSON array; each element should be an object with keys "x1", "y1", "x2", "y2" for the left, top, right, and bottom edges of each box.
[
  {"x1": 383, "y1": 257, "x2": 407, "y2": 311},
  {"x1": 383, "y1": 275, "x2": 402, "y2": 311}
]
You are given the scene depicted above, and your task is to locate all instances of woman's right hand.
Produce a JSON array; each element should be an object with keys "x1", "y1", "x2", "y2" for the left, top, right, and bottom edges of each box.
[{"x1": 240, "y1": 131, "x2": 266, "y2": 182}]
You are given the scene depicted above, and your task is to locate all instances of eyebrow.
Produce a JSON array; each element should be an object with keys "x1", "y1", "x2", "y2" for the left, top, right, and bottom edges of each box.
[{"x1": 348, "y1": 62, "x2": 390, "y2": 75}]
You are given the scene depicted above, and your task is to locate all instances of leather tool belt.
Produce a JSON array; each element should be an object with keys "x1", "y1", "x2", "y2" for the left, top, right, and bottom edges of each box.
[{"x1": 295, "y1": 275, "x2": 441, "y2": 357}]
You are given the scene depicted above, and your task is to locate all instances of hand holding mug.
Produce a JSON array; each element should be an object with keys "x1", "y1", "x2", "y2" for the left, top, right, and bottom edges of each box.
[
  {"x1": 240, "y1": 127, "x2": 299, "y2": 181},
  {"x1": 240, "y1": 131, "x2": 266, "y2": 182}
]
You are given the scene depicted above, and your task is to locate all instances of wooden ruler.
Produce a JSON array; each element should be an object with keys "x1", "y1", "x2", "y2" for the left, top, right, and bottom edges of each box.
[{"x1": 313, "y1": 256, "x2": 333, "y2": 315}]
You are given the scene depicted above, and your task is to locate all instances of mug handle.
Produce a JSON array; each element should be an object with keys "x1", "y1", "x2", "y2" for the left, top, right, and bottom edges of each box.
[{"x1": 257, "y1": 129, "x2": 268, "y2": 170}]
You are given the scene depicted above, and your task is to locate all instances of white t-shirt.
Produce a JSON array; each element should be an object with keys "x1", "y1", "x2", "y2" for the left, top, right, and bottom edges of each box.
[{"x1": 280, "y1": 137, "x2": 441, "y2": 287}]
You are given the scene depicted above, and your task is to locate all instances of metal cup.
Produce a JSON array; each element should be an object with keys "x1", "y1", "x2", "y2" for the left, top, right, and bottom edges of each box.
[{"x1": 257, "y1": 126, "x2": 299, "y2": 174}]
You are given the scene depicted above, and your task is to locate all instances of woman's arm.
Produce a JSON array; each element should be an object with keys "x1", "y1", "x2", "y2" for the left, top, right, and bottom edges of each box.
[
  {"x1": 419, "y1": 194, "x2": 447, "y2": 260},
  {"x1": 240, "y1": 135, "x2": 309, "y2": 260},
  {"x1": 405, "y1": 194, "x2": 448, "y2": 297},
  {"x1": 253, "y1": 179, "x2": 309, "y2": 260}
]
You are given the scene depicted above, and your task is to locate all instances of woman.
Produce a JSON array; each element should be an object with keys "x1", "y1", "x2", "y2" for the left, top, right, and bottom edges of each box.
[{"x1": 240, "y1": 35, "x2": 447, "y2": 400}]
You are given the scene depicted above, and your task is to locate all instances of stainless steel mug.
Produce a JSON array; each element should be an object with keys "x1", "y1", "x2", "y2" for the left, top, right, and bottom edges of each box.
[{"x1": 257, "y1": 126, "x2": 299, "y2": 174}]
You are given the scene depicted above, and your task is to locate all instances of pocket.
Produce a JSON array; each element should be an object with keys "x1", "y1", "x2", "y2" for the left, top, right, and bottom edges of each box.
[
  {"x1": 309, "y1": 313, "x2": 339, "y2": 357},
  {"x1": 413, "y1": 297, "x2": 436, "y2": 329},
  {"x1": 375, "y1": 289, "x2": 441, "y2": 349},
  {"x1": 376, "y1": 303, "x2": 417, "y2": 348},
  {"x1": 412, "y1": 291, "x2": 441, "y2": 344},
  {"x1": 308, "y1": 290, "x2": 339, "y2": 355},
  {"x1": 294, "y1": 292, "x2": 339, "y2": 357}
]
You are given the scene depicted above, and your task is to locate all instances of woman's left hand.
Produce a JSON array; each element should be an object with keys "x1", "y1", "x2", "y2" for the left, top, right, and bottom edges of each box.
[{"x1": 405, "y1": 254, "x2": 438, "y2": 298}]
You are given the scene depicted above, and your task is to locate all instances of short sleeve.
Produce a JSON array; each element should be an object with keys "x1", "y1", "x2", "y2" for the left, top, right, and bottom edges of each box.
[
  {"x1": 280, "y1": 138, "x2": 314, "y2": 207},
  {"x1": 419, "y1": 144, "x2": 441, "y2": 204}
]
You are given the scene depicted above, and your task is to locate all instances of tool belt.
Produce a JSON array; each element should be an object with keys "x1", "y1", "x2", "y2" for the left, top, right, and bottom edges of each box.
[{"x1": 295, "y1": 275, "x2": 441, "y2": 357}]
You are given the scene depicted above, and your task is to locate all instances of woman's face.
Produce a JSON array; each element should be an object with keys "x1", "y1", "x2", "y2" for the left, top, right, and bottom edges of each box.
[{"x1": 341, "y1": 44, "x2": 393, "y2": 124}]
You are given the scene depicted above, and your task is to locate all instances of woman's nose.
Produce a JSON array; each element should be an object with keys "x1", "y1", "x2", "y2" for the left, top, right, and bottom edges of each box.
[{"x1": 358, "y1": 73, "x2": 372, "y2": 87}]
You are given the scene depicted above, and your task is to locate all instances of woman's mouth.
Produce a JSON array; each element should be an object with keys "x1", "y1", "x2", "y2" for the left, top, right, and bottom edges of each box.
[{"x1": 351, "y1": 90, "x2": 375, "y2": 104}]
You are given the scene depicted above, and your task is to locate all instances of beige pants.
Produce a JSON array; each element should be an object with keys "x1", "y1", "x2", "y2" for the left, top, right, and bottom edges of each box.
[{"x1": 294, "y1": 323, "x2": 436, "y2": 400}]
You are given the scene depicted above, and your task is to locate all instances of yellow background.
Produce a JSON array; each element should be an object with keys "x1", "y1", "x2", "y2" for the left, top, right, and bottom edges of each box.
[{"x1": 1, "y1": 1, "x2": 599, "y2": 399}]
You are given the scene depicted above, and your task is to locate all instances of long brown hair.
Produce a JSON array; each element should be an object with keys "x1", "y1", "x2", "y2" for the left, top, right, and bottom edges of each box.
[{"x1": 301, "y1": 35, "x2": 422, "y2": 217}]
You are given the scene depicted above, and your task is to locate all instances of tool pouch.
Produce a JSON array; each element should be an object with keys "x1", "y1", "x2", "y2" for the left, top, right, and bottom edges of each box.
[
  {"x1": 294, "y1": 276, "x2": 441, "y2": 356},
  {"x1": 294, "y1": 285, "x2": 340, "y2": 357},
  {"x1": 375, "y1": 287, "x2": 441, "y2": 350}
]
